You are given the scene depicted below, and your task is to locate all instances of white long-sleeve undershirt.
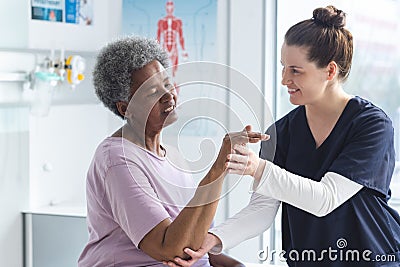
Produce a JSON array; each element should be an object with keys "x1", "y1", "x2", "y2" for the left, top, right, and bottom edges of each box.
[
  {"x1": 209, "y1": 192, "x2": 280, "y2": 254},
  {"x1": 209, "y1": 160, "x2": 363, "y2": 254}
]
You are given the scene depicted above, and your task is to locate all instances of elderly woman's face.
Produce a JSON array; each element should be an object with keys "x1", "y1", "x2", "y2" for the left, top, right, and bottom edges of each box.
[{"x1": 127, "y1": 60, "x2": 178, "y2": 134}]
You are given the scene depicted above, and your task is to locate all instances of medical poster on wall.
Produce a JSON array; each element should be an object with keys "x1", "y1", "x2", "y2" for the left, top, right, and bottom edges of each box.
[
  {"x1": 65, "y1": 0, "x2": 80, "y2": 23},
  {"x1": 122, "y1": 0, "x2": 220, "y2": 138},
  {"x1": 122, "y1": 0, "x2": 217, "y2": 68},
  {"x1": 31, "y1": 0, "x2": 63, "y2": 22},
  {"x1": 31, "y1": 0, "x2": 93, "y2": 25},
  {"x1": 75, "y1": 0, "x2": 93, "y2": 25}
]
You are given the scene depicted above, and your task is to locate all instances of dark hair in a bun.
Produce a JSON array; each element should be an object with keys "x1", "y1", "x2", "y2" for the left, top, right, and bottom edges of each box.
[
  {"x1": 284, "y1": 6, "x2": 353, "y2": 81},
  {"x1": 312, "y1": 5, "x2": 346, "y2": 29}
]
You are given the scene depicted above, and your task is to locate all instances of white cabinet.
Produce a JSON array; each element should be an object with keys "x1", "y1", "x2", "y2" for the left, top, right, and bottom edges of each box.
[{"x1": 23, "y1": 209, "x2": 87, "y2": 267}]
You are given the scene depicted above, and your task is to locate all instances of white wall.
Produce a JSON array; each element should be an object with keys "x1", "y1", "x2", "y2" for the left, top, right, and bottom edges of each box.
[
  {"x1": 0, "y1": 107, "x2": 29, "y2": 267},
  {"x1": 28, "y1": 104, "x2": 121, "y2": 209},
  {"x1": 224, "y1": 0, "x2": 269, "y2": 263},
  {"x1": 0, "y1": 49, "x2": 36, "y2": 267},
  {"x1": 0, "y1": 0, "x2": 28, "y2": 48}
]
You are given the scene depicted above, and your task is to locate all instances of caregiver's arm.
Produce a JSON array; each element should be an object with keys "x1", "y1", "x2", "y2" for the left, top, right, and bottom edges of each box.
[
  {"x1": 255, "y1": 161, "x2": 362, "y2": 217},
  {"x1": 209, "y1": 193, "x2": 280, "y2": 253},
  {"x1": 228, "y1": 145, "x2": 363, "y2": 218},
  {"x1": 139, "y1": 128, "x2": 268, "y2": 262}
]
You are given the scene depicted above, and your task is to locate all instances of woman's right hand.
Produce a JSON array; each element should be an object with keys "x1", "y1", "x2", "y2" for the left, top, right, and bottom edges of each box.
[{"x1": 163, "y1": 233, "x2": 221, "y2": 267}]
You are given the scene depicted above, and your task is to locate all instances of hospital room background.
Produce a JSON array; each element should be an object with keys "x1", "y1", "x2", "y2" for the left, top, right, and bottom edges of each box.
[{"x1": 0, "y1": 0, "x2": 399, "y2": 266}]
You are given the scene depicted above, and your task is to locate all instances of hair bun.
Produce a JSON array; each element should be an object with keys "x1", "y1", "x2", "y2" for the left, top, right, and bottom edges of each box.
[{"x1": 312, "y1": 5, "x2": 346, "y2": 28}]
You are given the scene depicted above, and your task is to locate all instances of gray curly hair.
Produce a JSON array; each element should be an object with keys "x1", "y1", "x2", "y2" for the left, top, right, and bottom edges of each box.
[{"x1": 93, "y1": 36, "x2": 170, "y2": 119}]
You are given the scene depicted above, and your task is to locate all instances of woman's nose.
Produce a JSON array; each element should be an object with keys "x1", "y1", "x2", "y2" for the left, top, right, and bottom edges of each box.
[
  {"x1": 160, "y1": 89, "x2": 174, "y2": 102},
  {"x1": 281, "y1": 77, "x2": 289, "y2": 86},
  {"x1": 281, "y1": 69, "x2": 292, "y2": 86}
]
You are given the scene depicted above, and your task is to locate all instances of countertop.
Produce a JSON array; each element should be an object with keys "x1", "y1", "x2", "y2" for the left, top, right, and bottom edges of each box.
[{"x1": 22, "y1": 205, "x2": 87, "y2": 218}]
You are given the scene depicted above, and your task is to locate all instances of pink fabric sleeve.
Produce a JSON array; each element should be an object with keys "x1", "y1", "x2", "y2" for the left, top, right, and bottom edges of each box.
[{"x1": 104, "y1": 163, "x2": 171, "y2": 247}]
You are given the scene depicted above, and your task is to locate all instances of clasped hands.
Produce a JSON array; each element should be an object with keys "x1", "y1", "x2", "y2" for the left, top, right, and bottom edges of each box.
[{"x1": 222, "y1": 125, "x2": 268, "y2": 182}]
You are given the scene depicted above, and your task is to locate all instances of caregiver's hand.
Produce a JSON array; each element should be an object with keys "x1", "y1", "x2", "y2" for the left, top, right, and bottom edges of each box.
[
  {"x1": 226, "y1": 144, "x2": 266, "y2": 182},
  {"x1": 163, "y1": 233, "x2": 220, "y2": 267},
  {"x1": 213, "y1": 125, "x2": 269, "y2": 176}
]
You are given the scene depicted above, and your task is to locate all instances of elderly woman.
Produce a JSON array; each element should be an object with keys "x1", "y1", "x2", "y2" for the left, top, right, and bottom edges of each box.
[{"x1": 78, "y1": 36, "x2": 265, "y2": 267}]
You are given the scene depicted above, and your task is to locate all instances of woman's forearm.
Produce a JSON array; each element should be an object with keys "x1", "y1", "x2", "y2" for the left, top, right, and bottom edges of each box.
[{"x1": 162, "y1": 168, "x2": 226, "y2": 258}]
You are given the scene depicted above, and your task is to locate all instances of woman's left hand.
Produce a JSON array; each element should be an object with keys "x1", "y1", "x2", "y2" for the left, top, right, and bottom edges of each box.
[
  {"x1": 163, "y1": 233, "x2": 220, "y2": 267},
  {"x1": 226, "y1": 144, "x2": 266, "y2": 181}
]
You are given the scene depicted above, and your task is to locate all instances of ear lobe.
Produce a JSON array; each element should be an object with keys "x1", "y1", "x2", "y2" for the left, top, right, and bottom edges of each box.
[
  {"x1": 116, "y1": 102, "x2": 128, "y2": 117},
  {"x1": 327, "y1": 61, "x2": 338, "y2": 81}
]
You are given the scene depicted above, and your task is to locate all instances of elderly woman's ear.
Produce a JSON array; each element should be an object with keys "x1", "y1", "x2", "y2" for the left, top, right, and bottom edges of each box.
[{"x1": 116, "y1": 101, "x2": 128, "y2": 118}]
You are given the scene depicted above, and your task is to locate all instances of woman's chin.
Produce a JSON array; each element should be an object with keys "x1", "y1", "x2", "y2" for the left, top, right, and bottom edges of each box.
[
  {"x1": 163, "y1": 113, "x2": 178, "y2": 128},
  {"x1": 289, "y1": 97, "x2": 302, "y2": 106}
]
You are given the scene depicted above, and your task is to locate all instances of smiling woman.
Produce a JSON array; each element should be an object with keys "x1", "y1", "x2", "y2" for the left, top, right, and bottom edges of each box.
[
  {"x1": 77, "y1": 36, "x2": 266, "y2": 267},
  {"x1": 122, "y1": 60, "x2": 178, "y2": 139},
  {"x1": 274, "y1": 2, "x2": 400, "y2": 264},
  {"x1": 276, "y1": 0, "x2": 400, "y2": 210}
]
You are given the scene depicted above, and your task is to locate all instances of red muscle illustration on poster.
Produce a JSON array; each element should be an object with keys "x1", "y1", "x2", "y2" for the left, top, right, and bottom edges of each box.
[{"x1": 157, "y1": 1, "x2": 188, "y2": 78}]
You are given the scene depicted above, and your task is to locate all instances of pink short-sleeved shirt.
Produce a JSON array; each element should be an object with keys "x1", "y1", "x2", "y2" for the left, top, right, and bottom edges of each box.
[{"x1": 78, "y1": 137, "x2": 212, "y2": 267}]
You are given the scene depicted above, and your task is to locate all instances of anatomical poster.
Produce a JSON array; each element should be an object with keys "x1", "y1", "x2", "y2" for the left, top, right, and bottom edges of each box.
[
  {"x1": 122, "y1": 0, "x2": 217, "y2": 63},
  {"x1": 121, "y1": 0, "x2": 221, "y2": 138}
]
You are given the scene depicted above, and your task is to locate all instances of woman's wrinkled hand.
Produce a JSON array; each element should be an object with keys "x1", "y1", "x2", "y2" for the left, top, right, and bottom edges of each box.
[
  {"x1": 223, "y1": 125, "x2": 269, "y2": 150},
  {"x1": 163, "y1": 233, "x2": 220, "y2": 267}
]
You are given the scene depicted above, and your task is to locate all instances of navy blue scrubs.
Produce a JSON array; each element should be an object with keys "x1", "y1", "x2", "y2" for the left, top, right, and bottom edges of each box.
[{"x1": 260, "y1": 96, "x2": 400, "y2": 266}]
